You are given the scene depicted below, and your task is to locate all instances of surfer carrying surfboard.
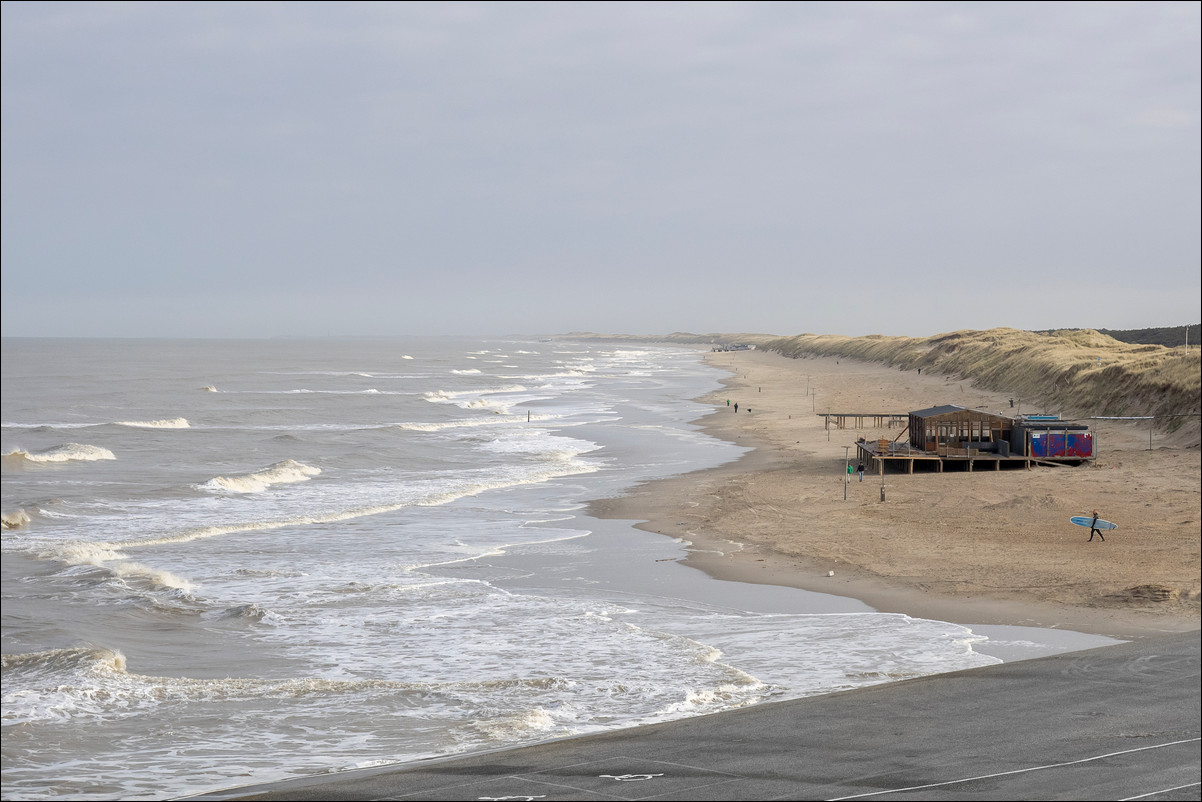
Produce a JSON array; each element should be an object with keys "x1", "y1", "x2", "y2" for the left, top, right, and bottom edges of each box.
[{"x1": 1069, "y1": 512, "x2": 1117, "y2": 540}]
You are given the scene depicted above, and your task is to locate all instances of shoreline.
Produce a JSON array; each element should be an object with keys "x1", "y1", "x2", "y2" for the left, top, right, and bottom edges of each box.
[{"x1": 588, "y1": 347, "x2": 1200, "y2": 642}]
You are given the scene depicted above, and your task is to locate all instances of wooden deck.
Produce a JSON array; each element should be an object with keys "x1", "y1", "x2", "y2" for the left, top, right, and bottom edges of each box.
[
  {"x1": 820, "y1": 412, "x2": 909, "y2": 429},
  {"x1": 855, "y1": 439, "x2": 1092, "y2": 473}
]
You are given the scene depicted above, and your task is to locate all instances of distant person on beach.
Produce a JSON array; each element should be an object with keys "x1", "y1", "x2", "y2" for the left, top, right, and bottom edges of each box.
[
  {"x1": 846, "y1": 464, "x2": 853, "y2": 481},
  {"x1": 1088, "y1": 509, "x2": 1105, "y2": 542},
  {"x1": 734, "y1": 403, "x2": 738, "y2": 413},
  {"x1": 857, "y1": 463, "x2": 865, "y2": 481}
]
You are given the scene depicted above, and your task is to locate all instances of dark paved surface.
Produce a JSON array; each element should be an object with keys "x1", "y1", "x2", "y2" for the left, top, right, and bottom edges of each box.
[{"x1": 184, "y1": 630, "x2": 1201, "y2": 801}]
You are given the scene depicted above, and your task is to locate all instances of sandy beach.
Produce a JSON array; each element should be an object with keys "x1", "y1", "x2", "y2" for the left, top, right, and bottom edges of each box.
[{"x1": 589, "y1": 347, "x2": 1201, "y2": 641}]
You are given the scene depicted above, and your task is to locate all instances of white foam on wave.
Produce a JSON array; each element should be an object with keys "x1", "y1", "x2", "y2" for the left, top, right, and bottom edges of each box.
[
  {"x1": 396, "y1": 412, "x2": 560, "y2": 432},
  {"x1": 470, "y1": 707, "x2": 562, "y2": 741},
  {"x1": 48, "y1": 542, "x2": 129, "y2": 564},
  {"x1": 109, "y1": 562, "x2": 195, "y2": 593},
  {"x1": 424, "y1": 384, "x2": 529, "y2": 401},
  {"x1": 460, "y1": 398, "x2": 509, "y2": 413},
  {"x1": 476, "y1": 429, "x2": 601, "y2": 460},
  {"x1": 4, "y1": 443, "x2": 116, "y2": 463},
  {"x1": 423, "y1": 385, "x2": 533, "y2": 415},
  {"x1": 94, "y1": 457, "x2": 600, "y2": 553},
  {"x1": 0, "y1": 646, "x2": 435, "y2": 725},
  {"x1": 115, "y1": 418, "x2": 191, "y2": 429},
  {"x1": 502, "y1": 370, "x2": 593, "y2": 380},
  {"x1": 38, "y1": 541, "x2": 195, "y2": 592},
  {"x1": 199, "y1": 459, "x2": 322, "y2": 493},
  {"x1": 3, "y1": 509, "x2": 32, "y2": 529},
  {"x1": 235, "y1": 388, "x2": 391, "y2": 396}
]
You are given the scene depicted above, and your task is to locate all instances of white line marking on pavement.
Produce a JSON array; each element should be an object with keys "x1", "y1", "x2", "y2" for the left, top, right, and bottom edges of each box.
[{"x1": 827, "y1": 737, "x2": 1201, "y2": 800}]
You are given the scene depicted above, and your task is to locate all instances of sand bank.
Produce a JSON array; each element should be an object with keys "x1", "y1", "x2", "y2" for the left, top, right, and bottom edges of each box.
[{"x1": 589, "y1": 348, "x2": 1200, "y2": 641}]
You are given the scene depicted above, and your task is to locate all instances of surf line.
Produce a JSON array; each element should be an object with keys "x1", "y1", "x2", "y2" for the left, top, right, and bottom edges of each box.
[{"x1": 86, "y1": 472, "x2": 591, "y2": 553}]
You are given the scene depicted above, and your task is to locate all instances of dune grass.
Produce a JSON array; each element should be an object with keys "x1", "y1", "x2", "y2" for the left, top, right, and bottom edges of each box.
[{"x1": 759, "y1": 328, "x2": 1201, "y2": 444}]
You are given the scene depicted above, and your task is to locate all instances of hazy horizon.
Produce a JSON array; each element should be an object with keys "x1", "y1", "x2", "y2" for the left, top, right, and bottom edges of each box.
[{"x1": 3, "y1": 2, "x2": 1199, "y2": 339}]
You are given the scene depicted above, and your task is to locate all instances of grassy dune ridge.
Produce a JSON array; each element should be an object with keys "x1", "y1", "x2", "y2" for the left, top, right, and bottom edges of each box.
[
  {"x1": 761, "y1": 328, "x2": 1200, "y2": 443},
  {"x1": 563, "y1": 328, "x2": 1201, "y2": 444}
]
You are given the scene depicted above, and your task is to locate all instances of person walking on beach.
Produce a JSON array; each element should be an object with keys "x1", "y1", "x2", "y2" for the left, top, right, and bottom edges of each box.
[
  {"x1": 857, "y1": 462, "x2": 865, "y2": 482},
  {"x1": 1088, "y1": 509, "x2": 1105, "y2": 542},
  {"x1": 733, "y1": 403, "x2": 738, "y2": 413}
]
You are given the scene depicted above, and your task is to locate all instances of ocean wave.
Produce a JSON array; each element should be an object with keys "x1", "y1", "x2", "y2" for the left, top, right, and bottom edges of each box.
[
  {"x1": 2, "y1": 508, "x2": 32, "y2": 529},
  {"x1": 0, "y1": 646, "x2": 435, "y2": 725},
  {"x1": 397, "y1": 417, "x2": 518, "y2": 432},
  {"x1": 468, "y1": 707, "x2": 563, "y2": 741},
  {"x1": 234, "y1": 567, "x2": 308, "y2": 578},
  {"x1": 115, "y1": 417, "x2": 191, "y2": 429},
  {"x1": 37, "y1": 542, "x2": 195, "y2": 593},
  {"x1": 3, "y1": 443, "x2": 117, "y2": 463},
  {"x1": 424, "y1": 384, "x2": 529, "y2": 401},
  {"x1": 199, "y1": 459, "x2": 321, "y2": 493},
  {"x1": 287, "y1": 388, "x2": 384, "y2": 394},
  {"x1": 423, "y1": 385, "x2": 531, "y2": 415},
  {"x1": 477, "y1": 432, "x2": 601, "y2": 460},
  {"x1": 397, "y1": 411, "x2": 564, "y2": 432},
  {"x1": 201, "y1": 385, "x2": 218, "y2": 392},
  {"x1": 84, "y1": 459, "x2": 599, "y2": 553},
  {"x1": 45, "y1": 541, "x2": 129, "y2": 564},
  {"x1": 212, "y1": 603, "x2": 278, "y2": 623},
  {"x1": 109, "y1": 561, "x2": 195, "y2": 593},
  {"x1": 460, "y1": 399, "x2": 509, "y2": 413},
  {"x1": 2, "y1": 645, "x2": 128, "y2": 681},
  {"x1": 2, "y1": 421, "x2": 94, "y2": 429}
]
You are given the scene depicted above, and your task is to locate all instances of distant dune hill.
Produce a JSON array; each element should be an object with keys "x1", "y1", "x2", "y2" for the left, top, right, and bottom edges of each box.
[
  {"x1": 1079, "y1": 324, "x2": 1199, "y2": 348},
  {"x1": 761, "y1": 328, "x2": 1200, "y2": 445},
  {"x1": 560, "y1": 328, "x2": 1201, "y2": 445}
]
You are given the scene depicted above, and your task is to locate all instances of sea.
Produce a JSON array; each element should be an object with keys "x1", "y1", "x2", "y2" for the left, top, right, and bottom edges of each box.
[{"x1": 0, "y1": 336, "x2": 1118, "y2": 801}]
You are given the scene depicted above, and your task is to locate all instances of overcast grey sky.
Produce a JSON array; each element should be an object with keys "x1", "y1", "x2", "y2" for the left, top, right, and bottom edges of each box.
[{"x1": 2, "y1": 1, "x2": 1199, "y2": 339}]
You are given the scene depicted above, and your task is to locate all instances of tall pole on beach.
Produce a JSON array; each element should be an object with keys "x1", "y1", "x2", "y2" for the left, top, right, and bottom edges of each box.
[
  {"x1": 843, "y1": 446, "x2": 850, "y2": 500},
  {"x1": 880, "y1": 452, "x2": 886, "y2": 501}
]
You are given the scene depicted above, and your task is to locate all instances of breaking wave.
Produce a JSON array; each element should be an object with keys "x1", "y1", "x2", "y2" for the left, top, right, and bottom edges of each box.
[
  {"x1": 115, "y1": 418, "x2": 191, "y2": 428},
  {"x1": 36, "y1": 542, "x2": 196, "y2": 594},
  {"x1": 45, "y1": 457, "x2": 600, "y2": 555},
  {"x1": 199, "y1": 459, "x2": 322, "y2": 493},
  {"x1": 396, "y1": 412, "x2": 559, "y2": 432},
  {"x1": 4, "y1": 443, "x2": 116, "y2": 463},
  {"x1": 425, "y1": 385, "x2": 528, "y2": 401},
  {"x1": 423, "y1": 385, "x2": 531, "y2": 414},
  {"x1": 0, "y1": 646, "x2": 579, "y2": 726},
  {"x1": 3, "y1": 509, "x2": 32, "y2": 529}
]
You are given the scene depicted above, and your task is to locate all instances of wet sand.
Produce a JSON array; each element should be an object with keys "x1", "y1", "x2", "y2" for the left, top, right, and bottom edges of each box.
[{"x1": 589, "y1": 348, "x2": 1200, "y2": 641}]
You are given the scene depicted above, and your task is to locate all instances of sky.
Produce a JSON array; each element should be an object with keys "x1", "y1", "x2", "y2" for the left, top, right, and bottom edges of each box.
[{"x1": 2, "y1": 1, "x2": 1199, "y2": 339}]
